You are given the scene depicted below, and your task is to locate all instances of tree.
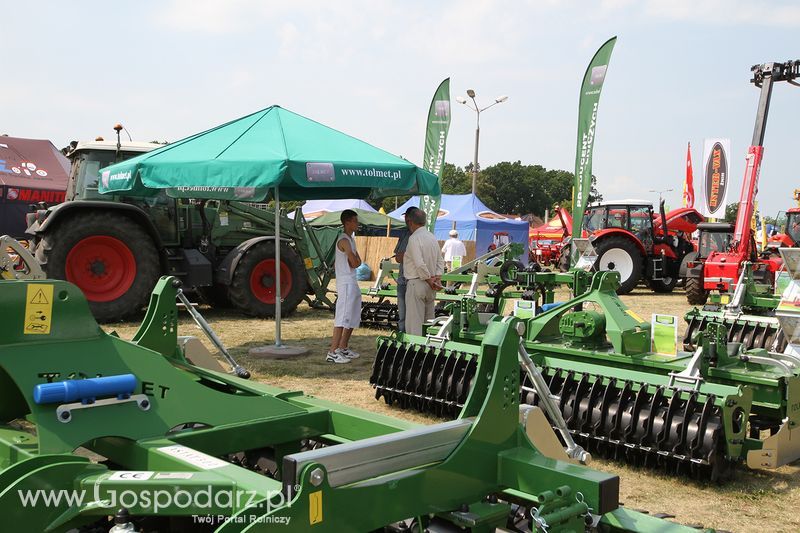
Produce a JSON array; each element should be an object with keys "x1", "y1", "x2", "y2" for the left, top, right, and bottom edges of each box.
[
  {"x1": 478, "y1": 161, "x2": 574, "y2": 217},
  {"x1": 441, "y1": 163, "x2": 471, "y2": 194},
  {"x1": 724, "y1": 203, "x2": 739, "y2": 223}
]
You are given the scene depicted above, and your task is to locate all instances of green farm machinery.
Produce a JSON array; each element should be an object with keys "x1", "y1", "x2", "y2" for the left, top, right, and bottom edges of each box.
[
  {"x1": 360, "y1": 243, "x2": 590, "y2": 329},
  {"x1": 0, "y1": 276, "x2": 701, "y2": 532},
  {"x1": 371, "y1": 268, "x2": 800, "y2": 481}
]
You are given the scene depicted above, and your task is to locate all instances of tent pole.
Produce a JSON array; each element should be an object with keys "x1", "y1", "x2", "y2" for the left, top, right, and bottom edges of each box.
[{"x1": 274, "y1": 186, "x2": 282, "y2": 347}]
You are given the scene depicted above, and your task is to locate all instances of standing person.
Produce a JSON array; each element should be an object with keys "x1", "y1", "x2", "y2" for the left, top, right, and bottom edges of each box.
[
  {"x1": 327, "y1": 210, "x2": 362, "y2": 364},
  {"x1": 392, "y1": 208, "x2": 414, "y2": 332},
  {"x1": 441, "y1": 229, "x2": 467, "y2": 272},
  {"x1": 403, "y1": 208, "x2": 444, "y2": 336}
]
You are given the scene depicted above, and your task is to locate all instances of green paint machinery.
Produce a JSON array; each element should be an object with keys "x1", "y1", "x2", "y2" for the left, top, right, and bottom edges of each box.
[
  {"x1": 0, "y1": 275, "x2": 699, "y2": 532},
  {"x1": 371, "y1": 270, "x2": 800, "y2": 481}
]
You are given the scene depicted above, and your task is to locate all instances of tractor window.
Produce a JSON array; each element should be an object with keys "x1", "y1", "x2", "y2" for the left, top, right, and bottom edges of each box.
[
  {"x1": 606, "y1": 207, "x2": 628, "y2": 229},
  {"x1": 787, "y1": 213, "x2": 800, "y2": 244},
  {"x1": 699, "y1": 231, "x2": 731, "y2": 257},
  {"x1": 584, "y1": 207, "x2": 606, "y2": 232},
  {"x1": 629, "y1": 206, "x2": 652, "y2": 236}
]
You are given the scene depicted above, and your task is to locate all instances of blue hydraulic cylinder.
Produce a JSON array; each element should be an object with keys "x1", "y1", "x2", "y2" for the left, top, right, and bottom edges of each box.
[{"x1": 33, "y1": 374, "x2": 137, "y2": 405}]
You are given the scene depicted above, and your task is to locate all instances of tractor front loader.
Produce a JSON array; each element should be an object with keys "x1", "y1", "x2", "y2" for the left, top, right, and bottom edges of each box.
[{"x1": 0, "y1": 276, "x2": 696, "y2": 532}]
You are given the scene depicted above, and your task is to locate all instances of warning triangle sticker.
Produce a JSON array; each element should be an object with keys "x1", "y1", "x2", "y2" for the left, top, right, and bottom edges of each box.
[{"x1": 30, "y1": 289, "x2": 49, "y2": 304}]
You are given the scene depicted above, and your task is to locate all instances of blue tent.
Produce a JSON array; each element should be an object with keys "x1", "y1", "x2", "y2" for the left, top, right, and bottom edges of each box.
[{"x1": 390, "y1": 194, "x2": 529, "y2": 262}]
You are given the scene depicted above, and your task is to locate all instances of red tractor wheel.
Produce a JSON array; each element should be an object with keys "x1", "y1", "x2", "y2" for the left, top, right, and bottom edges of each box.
[
  {"x1": 228, "y1": 241, "x2": 308, "y2": 317},
  {"x1": 35, "y1": 212, "x2": 160, "y2": 322}
]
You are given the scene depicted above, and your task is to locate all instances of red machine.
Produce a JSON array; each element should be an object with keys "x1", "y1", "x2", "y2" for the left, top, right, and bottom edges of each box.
[
  {"x1": 529, "y1": 207, "x2": 571, "y2": 266},
  {"x1": 767, "y1": 189, "x2": 800, "y2": 248},
  {"x1": 578, "y1": 199, "x2": 702, "y2": 294},
  {"x1": 698, "y1": 61, "x2": 799, "y2": 294}
]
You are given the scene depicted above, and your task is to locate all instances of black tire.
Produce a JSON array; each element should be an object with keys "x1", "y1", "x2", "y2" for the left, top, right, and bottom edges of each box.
[
  {"x1": 648, "y1": 275, "x2": 678, "y2": 293},
  {"x1": 557, "y1": 246, "x2": 570, "y2": 272},
  {"x1": 35, "y1": 211, "x2": 160, "y2": 322},
  {"x1": 593, "y1": 236, "x2": 642, "y2": 295},
  {"x1": 197, "y1": 284, "x2": 232, "y2": 308},
  {"x1": 228, "y1": 241, "x2": 308, "y2": 317},
  {"x1": 685, "y1": 276, "x2": 709, "y2": 305},
  {"x1": 500, "y1": 260, "x2": 524, "y2": 284}
]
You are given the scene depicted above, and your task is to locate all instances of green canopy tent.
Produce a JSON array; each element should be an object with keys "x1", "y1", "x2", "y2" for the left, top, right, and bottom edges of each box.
[{"x1": 98, "y1": 105, "x2": 439, "y2": 353}]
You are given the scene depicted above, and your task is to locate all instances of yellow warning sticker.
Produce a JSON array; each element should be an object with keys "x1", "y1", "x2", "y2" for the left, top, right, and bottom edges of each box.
[
  {"x1": 309, "y1": 490, "x2": 323, "y2": 525},
  {"x1": 304, "y1": 257, "x2": 313, "y2": 270},
  {"x1": 625, "y1": 309, "x2": 644, "y2": 323},
  {"x1": 24, "y1": 284, "x2": 53, "y2": 335}
]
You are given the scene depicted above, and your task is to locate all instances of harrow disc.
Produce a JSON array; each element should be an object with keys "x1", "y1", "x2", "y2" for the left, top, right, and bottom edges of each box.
[
  {"x1": 521, "y1": 369, "x2": 731, "y2": 482},
  {"x1": 361, "y1": 301, "x2": 399, "y2": 329},
  {"x1": 683, "y1": 312, "x2": 786, "y2": 353},
  {"x1": 371, "y1": 338, "x2": 732, "y2": 481}
]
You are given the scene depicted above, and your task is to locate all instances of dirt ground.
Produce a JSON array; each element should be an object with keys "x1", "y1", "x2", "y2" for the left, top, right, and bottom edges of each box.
[{"x1": 108, "y1": 284, "x2": 800, "y2": 533}]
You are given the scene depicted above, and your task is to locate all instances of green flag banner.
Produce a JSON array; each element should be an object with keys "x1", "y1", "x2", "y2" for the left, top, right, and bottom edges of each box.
[
  {"x1": 571, "y1": 37, "x2": 617, "y2": 240},
  {"x1": 420, "y1": 78, "x2": 451, "y2": 231}
]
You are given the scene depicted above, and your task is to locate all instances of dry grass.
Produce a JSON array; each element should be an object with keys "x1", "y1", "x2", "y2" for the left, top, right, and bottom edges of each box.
[{"x1": 106, "y1": 284, "x2": 800, "y2": 532}]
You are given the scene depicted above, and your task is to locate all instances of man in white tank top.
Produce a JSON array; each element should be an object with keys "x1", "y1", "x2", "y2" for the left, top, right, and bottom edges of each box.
[{"x1": 327, "y1": 209, "x2": 363, "y2": 363}]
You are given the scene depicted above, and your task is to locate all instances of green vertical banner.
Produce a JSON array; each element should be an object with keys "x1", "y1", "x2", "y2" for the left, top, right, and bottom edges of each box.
[
  {"x1": 420, "y1": 78, "x2": 451, "y2": 232},
  {"x1": 571, "y1": 37, "x2": 617, "y2": 241}
]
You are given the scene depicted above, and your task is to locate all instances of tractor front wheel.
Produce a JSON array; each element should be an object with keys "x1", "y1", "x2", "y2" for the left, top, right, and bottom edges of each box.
[
  {"x1": 228, "y1": 241, "x2": 308, "y2": 317},
  {"x1": 593, "y1": 236, "x2": 642, "y2": 294},
  {"x1": 685, "y1": 276, "x2": 709, "y2": 305}
]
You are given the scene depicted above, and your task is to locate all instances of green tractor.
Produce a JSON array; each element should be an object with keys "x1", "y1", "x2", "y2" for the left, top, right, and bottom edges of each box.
[{"x1": 25, "y1": 135, "x2": 335, "y2": 322}]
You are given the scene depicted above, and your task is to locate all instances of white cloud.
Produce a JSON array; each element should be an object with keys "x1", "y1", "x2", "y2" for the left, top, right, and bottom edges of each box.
[{"x1": 644, "y1": 0, "x2": 800, "y2": 27}]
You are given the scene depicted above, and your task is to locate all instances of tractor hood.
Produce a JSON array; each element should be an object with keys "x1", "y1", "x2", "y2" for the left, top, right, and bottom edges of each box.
[{"x1": 654, "y1": 207, "x2": 704, "y2": 234}]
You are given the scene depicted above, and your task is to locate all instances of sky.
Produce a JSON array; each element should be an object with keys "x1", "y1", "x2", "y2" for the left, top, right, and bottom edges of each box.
[{"x1": 3, "y1": 1, "x2": 799, "y2": 216}]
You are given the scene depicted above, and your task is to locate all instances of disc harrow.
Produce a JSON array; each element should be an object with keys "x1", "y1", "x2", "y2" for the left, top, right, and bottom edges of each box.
[
  {"x1": 371, "y1": 338, "x2": 730, "y2": 480},
  {"x1": 360, "y1": 299, "x2": 399, "y2": 329},
  {"x1": 521, "y1": 369, "x2": 729, "y2": 481},
  {"x1": 683, "y1": 308, "x2": 786, "y2": 353},
  {"x1": 371, "y1": 271, "x2": 800, "y2": 480}
]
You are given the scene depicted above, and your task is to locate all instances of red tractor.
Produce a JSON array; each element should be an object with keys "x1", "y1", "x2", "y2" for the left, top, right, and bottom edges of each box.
[
  {"x1": 581, "y1": 199, "x2": 703, "y2": 294},
  {"x1": 688, "y1": 60, "x2": 798, "y2": 301},
  {"x1": 767, "y1": 190, "x2": 800, "y2": 249}
]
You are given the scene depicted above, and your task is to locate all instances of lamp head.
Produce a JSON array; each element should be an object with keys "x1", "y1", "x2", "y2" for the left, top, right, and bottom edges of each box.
[
  {"x1": 456, "y1": 96, "x2": 467, "y2": 104},
  {"x1": 466, "y1": 89, "x2": 476, "y2": 98},
  {"x1": 495, "y1": 95, "x2": 509, "y2": 103}
]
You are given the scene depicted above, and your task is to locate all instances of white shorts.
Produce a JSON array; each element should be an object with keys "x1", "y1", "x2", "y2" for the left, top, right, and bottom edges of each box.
[{"x1": 334, "y1": 283, "x2": 362, "y2": 329}]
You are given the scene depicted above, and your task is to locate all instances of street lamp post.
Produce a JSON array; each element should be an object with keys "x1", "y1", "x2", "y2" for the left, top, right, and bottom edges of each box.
[
  {"x1": 456, "y1": 90, "x2": 508, "y2": 195},
  {"x1": 649, "y1": 188, "x2": 674, "y2": 203}
]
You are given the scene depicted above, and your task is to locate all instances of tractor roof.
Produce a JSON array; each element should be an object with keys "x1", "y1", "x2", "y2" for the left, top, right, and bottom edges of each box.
[
  {"x1": 71, "y1": 140, "x2": 161, "y2": 154},
  {"x1": 588, "y1": 199, "x2": 652, "y2": 208}
]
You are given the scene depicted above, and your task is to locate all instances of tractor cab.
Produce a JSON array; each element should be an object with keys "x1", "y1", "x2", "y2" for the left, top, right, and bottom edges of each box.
[
  {"x1": 583, "y1": 200, "x2": 655, "y2": 252},
  {"x1": 64, "y1": 140, "x2": 161, "y2": 201},
  {"x1": 769, "y1": 208, "x2": 800, "y2": 248}
]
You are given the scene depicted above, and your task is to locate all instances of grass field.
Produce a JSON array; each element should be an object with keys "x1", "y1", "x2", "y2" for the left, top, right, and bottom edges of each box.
[{"x1": 108, "y1": 284, "x2": 800, "y2": 532}]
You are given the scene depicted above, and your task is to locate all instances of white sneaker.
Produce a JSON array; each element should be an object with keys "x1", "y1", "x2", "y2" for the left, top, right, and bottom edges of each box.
[
  {"x1": 326, "y1": 350, "x2": 350, "y2": 364},
  {"x1": 341, "y1": 347, "x2": 360, "y2": 359}
]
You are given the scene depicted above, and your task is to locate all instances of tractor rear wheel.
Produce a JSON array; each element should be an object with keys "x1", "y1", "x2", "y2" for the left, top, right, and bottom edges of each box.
[
  {"x1": 593, "y1": 236, "x2": 642, "y2": 294},
  {"x1": 35, "y1": 212, "x2": 160, "y2": 322},
  {"x1": 685, "y1": 276, "x2": 708, "y2": 305},
  {"x1": 228, "y1": 241, "x2": 308, "y2": 317}
]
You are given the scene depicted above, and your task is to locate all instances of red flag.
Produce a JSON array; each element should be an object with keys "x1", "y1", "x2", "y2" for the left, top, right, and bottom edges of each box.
[{"x1": 683, "y1": 142, "x2": 695, "y2": 208}]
